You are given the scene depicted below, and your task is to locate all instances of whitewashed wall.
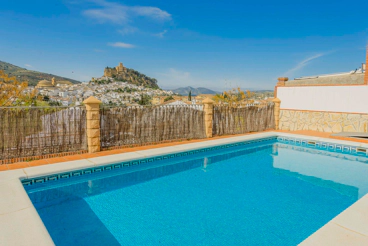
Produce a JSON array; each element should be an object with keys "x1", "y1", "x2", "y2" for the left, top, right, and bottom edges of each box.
[{"x1": 277, "y1": 86, "x2": 368, "y2": 113}]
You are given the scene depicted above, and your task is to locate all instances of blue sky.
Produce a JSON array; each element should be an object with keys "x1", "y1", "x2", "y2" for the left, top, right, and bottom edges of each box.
[{"x1": 1, "y1": 0, "x2": 367, "y2": 90}]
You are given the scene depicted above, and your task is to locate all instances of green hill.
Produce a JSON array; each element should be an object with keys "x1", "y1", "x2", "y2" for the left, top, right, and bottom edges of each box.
[
  {"x1": 0, "y1": 61, "x2": 81, "y2": 86},
  {"x1": 119, "y1": 67, "x2": 159, "y2": 88}
]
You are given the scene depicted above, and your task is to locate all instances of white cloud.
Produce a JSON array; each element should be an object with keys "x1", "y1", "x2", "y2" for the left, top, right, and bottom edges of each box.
[
  {"x1": 108, "y1": 42, "x2": 135, "y2": 48},
  {"x1": 24, "y1": 64, "x2": 32, "y2": 68},
  {"x1": 154, "y1": 30, "x2": 167, "y2": 38},
  {"x1": 284, "y1": 53, "x2": 325, "y2": 77},
  {"x1": 83, "y1": 0, "x2": 171, "y2": 24},
  {"x1": 118, "y1": 26, "x2": 139, "y2": 35},
  {"x1": 131, "y1": 6, "x2": 171, "y2": 20}
]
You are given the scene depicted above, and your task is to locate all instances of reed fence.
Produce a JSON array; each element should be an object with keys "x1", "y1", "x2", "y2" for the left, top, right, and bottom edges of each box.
[
  {"x1": 100, "y1": 105, "x2": 206, "y2": 148},
  {"x1": 212, "y1": 103, "x2": 275, "y2": 136},
  {"x1": 0, "y1": 101, "x2": 276, "y2": 162},
  {"x1": 0, "y1": 107, "x2": 87, "y2": 160}
]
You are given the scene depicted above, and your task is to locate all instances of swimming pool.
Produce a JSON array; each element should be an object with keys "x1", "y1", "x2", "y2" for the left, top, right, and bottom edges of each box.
[{"x1": 22, "y1": 135, "x2": 368, "y2": 245}]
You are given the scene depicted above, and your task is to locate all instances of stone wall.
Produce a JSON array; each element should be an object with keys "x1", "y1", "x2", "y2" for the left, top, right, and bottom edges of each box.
[{"x1": 279, "y1": 110, "x2": 368, "y2": 133}]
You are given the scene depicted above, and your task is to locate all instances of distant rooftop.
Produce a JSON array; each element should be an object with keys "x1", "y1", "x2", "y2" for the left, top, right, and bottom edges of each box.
[{"x1": 285, "y1": 67, "x2": 365, "y2": 86}]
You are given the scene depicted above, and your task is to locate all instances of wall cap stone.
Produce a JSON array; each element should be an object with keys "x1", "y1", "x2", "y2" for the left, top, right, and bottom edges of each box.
[
  {"x1": 202, "y1": 97, "x2": 214, "y2": 104},
  {"x1": 83, "y1": 96, "x2": 102, "y2": 105}
]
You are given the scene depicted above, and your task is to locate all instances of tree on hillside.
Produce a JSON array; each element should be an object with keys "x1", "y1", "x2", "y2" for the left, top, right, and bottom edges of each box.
[
  {"x1": 188, "y1": 90, "x2": 192, "y2": 101},
  {"x1": 0, "y1": 70, "x2": 40, "y2": 106},
  {"x1": 49, "y1": 101, "x2": 62, "y2": 106},
  {"x1": 164, "y1": 95, "x2": 174, "y2": 102},
  {"x1": 138, "y1": 94, "x2": 151, "y2": 105},
  {"x1": 213, "y1": 87, "x2": 254, "y2": 105}
]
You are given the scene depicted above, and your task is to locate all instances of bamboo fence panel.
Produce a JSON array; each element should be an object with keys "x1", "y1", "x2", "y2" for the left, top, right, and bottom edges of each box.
[
  {"x1": 100, "y1": 105, "x2": 206, "y2": 148},
  {"x1": 0, "y1": 107, "x2": 87, "y2": 160},
  {"x1": 212, "y1": 103, "x2": 275, "y2": 136}
]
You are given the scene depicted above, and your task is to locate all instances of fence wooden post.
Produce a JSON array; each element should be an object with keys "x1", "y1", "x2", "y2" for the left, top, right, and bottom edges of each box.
[
  {"x1": 83, "y1": 96, "x2": 102, "y2": 153},
  {"x1": 272, "y1": 98, "x2": 281, "y2": 130},
  {"x1": 203, "y1": 97, "x2": 214, "y2": 138}
]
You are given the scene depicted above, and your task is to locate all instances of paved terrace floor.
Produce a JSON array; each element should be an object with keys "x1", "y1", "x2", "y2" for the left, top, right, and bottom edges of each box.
[{"x1": 2, "y1": 130, "x2": 368, "y2": 172}]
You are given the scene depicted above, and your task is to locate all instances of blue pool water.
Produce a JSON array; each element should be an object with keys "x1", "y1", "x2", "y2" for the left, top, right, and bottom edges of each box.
[{"x1": 25, "y1": 138, "x2": 368, "y2": 245}]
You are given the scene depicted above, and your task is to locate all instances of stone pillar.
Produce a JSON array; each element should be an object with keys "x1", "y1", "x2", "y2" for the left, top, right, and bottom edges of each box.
[
  {"x1": 203, "y1": 97, "x2": 214, "y2": 138},
  {"x1": 277, "y1": 77, "x2": 288, "y2": 86},
  {"x1": 272, "y1": 98, "x2": 281, "y2": 130},
  {"x1": 275, "y1": 77, "x2": 288, "y2": 98},
  {"x1": 83, "y1": 96, "x2": 102, "y2": 153}
]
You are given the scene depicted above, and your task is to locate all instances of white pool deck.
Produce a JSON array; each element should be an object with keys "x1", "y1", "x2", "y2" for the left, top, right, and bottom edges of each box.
[{"x1": 1, "y1": 131, "x2": 368, "y2": 245}]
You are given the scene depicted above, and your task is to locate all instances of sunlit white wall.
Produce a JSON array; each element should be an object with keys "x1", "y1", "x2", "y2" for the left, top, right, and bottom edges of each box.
[{"x1": 277, "y1": 86, "x2": 368, "y2": 113}]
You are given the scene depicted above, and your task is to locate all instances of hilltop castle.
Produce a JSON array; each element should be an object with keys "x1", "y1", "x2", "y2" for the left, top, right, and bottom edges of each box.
[
  {"x1": 104, "y1": 62, "x2": 126, "y2": 77},
  {"x1": 100, "y1": 62, "x2": 159, "y2": 88}
]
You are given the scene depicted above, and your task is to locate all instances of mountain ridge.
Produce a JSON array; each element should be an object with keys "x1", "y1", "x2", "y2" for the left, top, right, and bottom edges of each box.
[
  {"x1": 170, "y1": 86, "x2": 220, "y2": 96},
  {"x1": 0, "y1": 61, "x2": 81, "y2": 86}
]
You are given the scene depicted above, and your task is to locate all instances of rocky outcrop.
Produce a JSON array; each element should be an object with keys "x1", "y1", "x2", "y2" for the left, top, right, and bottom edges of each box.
[{"x1": 104, "y1": 62, "x2": 158, "y2": 88}]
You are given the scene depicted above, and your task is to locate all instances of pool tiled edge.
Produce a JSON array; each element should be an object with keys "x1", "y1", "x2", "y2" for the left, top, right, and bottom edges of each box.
[
  {"x1": 21, "y1": 136, "x2": 277, "y2": 187},
  {"x1": 22, "y1": 134, "x2": 368, "y2": 187},
  {"x1": 1, "y1": 131, "x2": 368, "y2": 245},
  {"x1": 277, "y1": 136, "x2": 368, "y2": 155}
]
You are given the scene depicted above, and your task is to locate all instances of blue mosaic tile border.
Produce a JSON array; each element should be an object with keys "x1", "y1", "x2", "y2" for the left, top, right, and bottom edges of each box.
[
  {"x1": 21, "y1": 136, "x2": 277, "y2": 187},
  {"x1": 277, "y1": 143, "x2": 368, "y2": 164},
  {"x1": 276, "y1": 136, "x2": 368, "y2": 156}
]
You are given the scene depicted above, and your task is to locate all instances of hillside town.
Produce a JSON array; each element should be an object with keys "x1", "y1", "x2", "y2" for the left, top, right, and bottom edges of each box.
[
  {"x1": 34, "y1": 77, "x2": 175, "y2": 106},
  {"x1": 33, "y1": 77, "x2": 226, "y2": 106},
  {"x1": 28, "y1": 62, "x2": 273, "y2": 106},
  {"x1": 29, "y1": 62, "x2": 173, "y2": 106}
]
